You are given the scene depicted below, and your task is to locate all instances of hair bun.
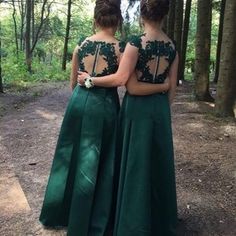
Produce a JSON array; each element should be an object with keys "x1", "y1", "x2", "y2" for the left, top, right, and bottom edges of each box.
[
  {"x1": 94, "y1": 0, "x2": 123, "y2": 31},
  {"x1": 96, "y1": 0, "x2": 121, "y2": 15},
  {"x1": 141, "y1": 0, "x2": 169, "y2": 21}
]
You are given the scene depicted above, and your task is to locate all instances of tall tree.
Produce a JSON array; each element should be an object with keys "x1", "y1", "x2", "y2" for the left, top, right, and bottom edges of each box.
[
  {"x1": 194, "y1": 0, "x2": 213, "y2": 101},
  {"x1": 179, "y1": 0, "x2": 192, "y2": 81},
  {"x1": 25, "y1": 0, "x2": 32, "y2": 72},
  {"x1": 32, "y1": 0, "x2": 35, "y2": 45},
  {"x1": 215, "y1": 0, "x2": 236, "y2": 117},
  {"x1": 0, "y1": 23, "x2": 3, "y2": 93},
  {"x1": 214, "y1": 0, "x2": 226, "y2": 83},
  {"x1": 62, "y1": 0, "x2": 72, "y2": 71},
  {"x1": 30, "y1": 0, "x2": 51, "y2": 54},
  {"x1": 174, "y1": 0, "x2": 184, "y2": 53},
  {"x1": 25, "y1": 0, "x2": 51, "y2": 72},
  {"x1": 162, "y1": 16, "x2": 168, "y2": 33},
  {"x1": 12, "y1": 0, "x2": 19, "y2": 58},
  {"x1": 18, "y1": 0, "x2": 26, "y2": 51},
  {"x1": 174, "y1": 0, "x2": 184, "y2": 83},
  {"x1": 167, "y1": 0, "x2": 176, "y2": 39},
  {"x1": 0, "y1": 0, "x2": 4, "y2": 93}
]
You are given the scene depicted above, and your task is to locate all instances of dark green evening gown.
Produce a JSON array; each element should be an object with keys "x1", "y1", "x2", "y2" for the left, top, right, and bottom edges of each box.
[
  {"x1": 114, "y1": 35, "x2": 178, "y2": 236},
  {"x1": 39, "y1": 40, "x2": 125, "y2": 236}
]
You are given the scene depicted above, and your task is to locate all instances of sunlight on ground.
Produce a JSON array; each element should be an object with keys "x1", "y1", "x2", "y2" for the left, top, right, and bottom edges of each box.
[
  {"x1": 174, "y1": 102, "x2": 200, "y2": 110},
  {"x1": 0, "y1": 175, "x2": 31, "y2": 217},
  {"x1": 186, "y1": 123, "x2": 204, "y2": 129},
  {"x1": 221, "y1": 124, "x2": 236, "y2": 136},
  {"x1": 204, "y1": 102, "x2": 215, "y2": 108},
  {"x1": 35, "y1": 109, "x2": 58, "y2": 120}
]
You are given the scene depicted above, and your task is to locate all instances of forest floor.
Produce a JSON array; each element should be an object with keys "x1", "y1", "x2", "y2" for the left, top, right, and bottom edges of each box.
[{"x1": 0, "y1": 81, "x2": 235, "y2": 236}]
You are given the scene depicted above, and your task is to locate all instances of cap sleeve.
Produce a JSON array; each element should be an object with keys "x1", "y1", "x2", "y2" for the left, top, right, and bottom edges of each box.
[
  {"x1": 128, "y1": 35, "x2": 142, "y2": 49},
  {"x1": 169, "y1": 40, "x2": 177, "y2": 65},
  {"x1": 119, "y1": 41, "x2": 126, "y2": 53}
]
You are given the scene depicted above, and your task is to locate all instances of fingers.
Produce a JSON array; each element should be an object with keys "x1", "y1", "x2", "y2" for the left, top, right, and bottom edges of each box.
[
  {"x1": 77, "y1": 78, "x2": 84, "y2": 86},
  {"x1": 77, "y1": 75, "x2": 85, "y2": 86},
  {"x1": 77, "y1": 71, "x2": 90, "y2": 86},
  {"x1": 77, "y1": 71, "x2": 89, "y2": 76}
]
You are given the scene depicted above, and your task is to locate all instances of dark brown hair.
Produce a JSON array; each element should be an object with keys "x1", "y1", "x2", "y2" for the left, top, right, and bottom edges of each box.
[
  {"x1": 141, "y1": 0, "x2": 169, "y2": 22},
  {"x1": 94, "y1": 0, "x2": 123, "y2": 31}
]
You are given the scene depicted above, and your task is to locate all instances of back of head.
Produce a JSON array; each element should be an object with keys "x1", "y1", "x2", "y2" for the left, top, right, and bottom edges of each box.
[
  {"x1": 94, "y1": 0, "x2": 123, "y2": 30},
  {"x1": 141, "y1": 0, "x2": 169, "y2": 22}
]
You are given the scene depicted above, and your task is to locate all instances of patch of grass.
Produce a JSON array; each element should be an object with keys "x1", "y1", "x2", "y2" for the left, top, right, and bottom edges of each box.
[{"x1": 184, "y1": 73, "x2": 194, "y2": 81}]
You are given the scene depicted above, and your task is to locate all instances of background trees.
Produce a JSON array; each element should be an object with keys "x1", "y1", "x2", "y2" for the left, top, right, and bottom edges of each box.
[
  {"x1": 0, "y1": 0, "x2": 93, "y2": 89},
  {"x1": 194, "y1": 0, "x2": 213, "y2": 102},
  {"x1": 62, "y1": 0, "x2": 73, "y2": 71},
  {"x1": 0, "y1": 0, "x2": 235, "y2": 117},
  {"x1": 215, "y1": 0, "x2": 236, "y2": 116}
]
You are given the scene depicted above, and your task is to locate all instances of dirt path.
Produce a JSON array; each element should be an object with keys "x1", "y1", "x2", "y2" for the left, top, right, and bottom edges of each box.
[{"x1": 0, "y1": 82, "x2": 235, "y2": 236}]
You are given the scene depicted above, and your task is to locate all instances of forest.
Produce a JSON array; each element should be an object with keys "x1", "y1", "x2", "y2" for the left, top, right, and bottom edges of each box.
[{"x1": 0, "y1": 0, "x2": 236, "y2": 117}]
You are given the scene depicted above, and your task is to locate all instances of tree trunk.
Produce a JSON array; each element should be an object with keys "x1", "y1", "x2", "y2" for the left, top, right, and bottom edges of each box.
[
  {"x1": 194, "y1": 0, "x2": 213, "y2": 101},
  {"x1": 32, "y1": 0, "x2": 35, "y2": 46},
  {"x1": 174, "y1": 0, "x2": 184, "y2": 83},
  {"x1": 0, "y1": 30, "x2": 3, "y2": 93},
  {"x1": 31, "y1": 0, "x2": 50, "y2": 54},
  {"x1": 214, "y1": 0, "x2": 226, "y2": 83},
  {"x1": 174, "y1": 0, "x2": 183, "y2": 53},
  {"x1": 12, "y1": 0, "x2": 19, "y2": 58},
  {"x1": 19, "y1": 0, "x2": 26, "y2": 51},
  {"x1": 62, "y1": 0, "x2": 72, "y2": 71},
  {"x1": 167, "y1": 0, "x2": 175, "y2": 39},
  {"x1": 179, "y1": 0, "x2": 192, "y2": 81},
  {"x1": 215, "y1": 0, "x2": 236, "y2": 117},
  {"x1": 25, "y1": 0, "x2": 32, "y2": 72},
  {"x1": 162, "y1": 16, "x2": 167, "y2": 33}
]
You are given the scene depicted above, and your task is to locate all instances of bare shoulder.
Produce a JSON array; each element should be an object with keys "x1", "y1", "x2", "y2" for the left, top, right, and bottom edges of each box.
[
  {"x1": 161, "y1": 32, "x2": 175, "y2": 47},
  {"x1": 73, "y1": 45, "x2": 80, "y2": 54},
  {"x1": 87, "y1": 34, "x2": 118, "y2": 44}
]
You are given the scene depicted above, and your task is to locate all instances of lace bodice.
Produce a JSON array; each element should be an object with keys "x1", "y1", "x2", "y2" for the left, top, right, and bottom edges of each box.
[
  {"x1": 78, "y1": 39, "x2": 125, "y2": 77},
  {"x1": 129, "y1": 34, "x2": 176, "y2": 84}
]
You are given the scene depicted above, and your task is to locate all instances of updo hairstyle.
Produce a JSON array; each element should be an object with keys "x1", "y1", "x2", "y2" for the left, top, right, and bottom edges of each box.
[
  {"x1": 94, "y1": 0, "x2": 123, "y2": 31},
  {"x1": 140, "y1": 0, "x2": 169, "y2": 22}
]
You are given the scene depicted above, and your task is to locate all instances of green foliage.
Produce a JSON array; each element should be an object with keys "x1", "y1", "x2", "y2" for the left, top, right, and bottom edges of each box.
[
  {"x1": 70, "y1": 14, "x2": 93, "y2": 46},
  {"x1": 1, "y1": 2, "x2": 93, "y2": 89},
  {"x1": 2, "y1": 52, "x2": 70, "y2": 89},
  {"x1": 123, "y1": 21, "x2": 142, "y2": 41},
  {"x1": 212, "y1": 0, "x2": 222, "y2": 11},
  {"x1": 1, "y1": 0, "x2": 222, "y2": 88},
  {"x1": 3, "y1": 52, "x2": 29, "y2": 87}
]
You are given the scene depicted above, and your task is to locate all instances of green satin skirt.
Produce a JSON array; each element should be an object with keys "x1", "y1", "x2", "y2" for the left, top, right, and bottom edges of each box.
[
  {"x1": 114, "y1": 92, "x2": 178, "y2": 236},
  {"x1": 39, "y1": 85, "x2": 120, "y2": 236}
]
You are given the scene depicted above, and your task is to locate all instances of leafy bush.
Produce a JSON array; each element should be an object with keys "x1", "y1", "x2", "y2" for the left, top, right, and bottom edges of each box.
[{"x1": 2, "y1": 51, "x2": 70, "y2": 88}]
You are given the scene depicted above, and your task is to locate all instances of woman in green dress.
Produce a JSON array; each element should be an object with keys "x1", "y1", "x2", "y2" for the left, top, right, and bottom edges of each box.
[
  {"x1": 39, "y1": 1, "x2": 125, "y2": 235},
  {"x1": 78, "y1": 0, "x2": 179, "y2": 235}
]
